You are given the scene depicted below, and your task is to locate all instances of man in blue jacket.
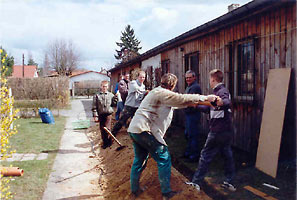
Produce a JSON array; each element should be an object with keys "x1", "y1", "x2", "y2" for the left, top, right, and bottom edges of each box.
[{"x1": 183, "y1": 70, "x2": 202, "y2": 162}]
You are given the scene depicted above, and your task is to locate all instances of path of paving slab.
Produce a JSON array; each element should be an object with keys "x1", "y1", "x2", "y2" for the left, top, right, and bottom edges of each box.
[
  {"x1": 42, "y1": 98, "x2": 102, "y2": 200},
  {"x1": 1, "y1": 153, "x2": 48, "y2": 162}
]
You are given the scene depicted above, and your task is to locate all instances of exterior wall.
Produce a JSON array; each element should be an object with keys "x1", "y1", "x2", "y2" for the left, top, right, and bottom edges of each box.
[
  {"x1": 109, "y1": 63, "x2": 141, "y2": 92},
  {"x1": 69, "y1": 72, "x2": 109, "y2": 89},
  {"x1": 141, "y1": 54, "x2": 161, "y2": 70},
  {"x1": 161, "y1": 2, "x2": 296, "y2": 153}
]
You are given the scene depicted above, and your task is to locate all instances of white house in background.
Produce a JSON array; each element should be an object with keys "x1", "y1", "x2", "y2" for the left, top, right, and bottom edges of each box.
[{"x1": 69, "y1": 71, "x2": 109, "y2": 96}]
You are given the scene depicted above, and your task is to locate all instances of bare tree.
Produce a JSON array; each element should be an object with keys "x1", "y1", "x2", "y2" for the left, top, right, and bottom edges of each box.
[{"x1": 45, "y1": 39, "x2": 80, "y2": 76}]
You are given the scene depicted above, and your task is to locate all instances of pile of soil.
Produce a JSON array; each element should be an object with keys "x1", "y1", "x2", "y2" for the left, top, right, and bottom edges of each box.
[{"x1": 86, "y1": 123, "x2": 211, "y2": 200}]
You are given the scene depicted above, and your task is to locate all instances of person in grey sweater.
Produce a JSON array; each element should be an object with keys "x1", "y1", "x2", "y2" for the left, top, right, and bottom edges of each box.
[{"x1": 111, "y1": 70, "x2": 147, "y2": 136}]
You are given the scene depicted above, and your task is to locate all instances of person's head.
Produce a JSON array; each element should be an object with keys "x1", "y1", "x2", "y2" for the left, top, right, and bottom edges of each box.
[
  {"x1": 161, "y1": 73, "x2": 178, "y2": 91},
  {"x1": 209, "y1": 69, "x2": 223, "y2": 89},
  {"x1": 100, "y1": 80, "x2": 109, "y2": 93},
  {"x1": 124, "y1": 74, "x2": 130, "y2": 81},
  {"x1": 185, "y1": 70, "x2": 196, "y2": 86},
  {"x1": 137, "y1": 70, "x2": 146, "y2": 84}
]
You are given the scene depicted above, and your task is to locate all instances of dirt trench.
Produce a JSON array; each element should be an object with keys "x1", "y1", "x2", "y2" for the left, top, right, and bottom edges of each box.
[{"x1": 86, "y1": 123, "x2": 211, "y2": 200}]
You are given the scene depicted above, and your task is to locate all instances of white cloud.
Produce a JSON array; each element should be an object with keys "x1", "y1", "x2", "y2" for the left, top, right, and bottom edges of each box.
[{"x1": 0, "y1": 0, "x2": 252, "y2": 70}]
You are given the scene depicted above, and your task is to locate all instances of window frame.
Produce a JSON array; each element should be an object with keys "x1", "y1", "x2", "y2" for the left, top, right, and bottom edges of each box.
[
  {"x1": 230, "y1": 39, "x2": 256, "y2": 102},
  {"x1": 184, "y1": 51, "x2": 200, "y2": 88},
  {"x1": 161, "y1": 59, "x2": 170, "y2": 76}
]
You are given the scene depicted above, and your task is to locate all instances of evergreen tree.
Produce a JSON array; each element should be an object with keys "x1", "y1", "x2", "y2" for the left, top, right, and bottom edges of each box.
[
  {"x1": 27, "y1": 58, "x2": 38, "y2": 66},
  {"x1": 0, "y1": 47, "x2": 14, "y2": 77},
  {"x1": 27, "y1": 52, "x2": 38, "y2": 66},
  {"x1": 114, "y1": 25, "x2": 142, "y2": 63}
]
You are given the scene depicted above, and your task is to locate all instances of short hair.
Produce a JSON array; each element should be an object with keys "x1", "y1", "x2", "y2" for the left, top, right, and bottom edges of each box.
[
  {"x1": 101, "y1": 80, "x2": 109, "y2": 86},
  {"x1": 210, "y1": 69, "x2": 223, "y2": 82},
  {"x1": 137, "y1": 70, "x2": 146, "y2": 77},
  {"x1": 161, "y1": 73, "x2": 177, "y2": 90},
  {"x1": 185, "y1": 70, "x2": 196, "y2": 77}
]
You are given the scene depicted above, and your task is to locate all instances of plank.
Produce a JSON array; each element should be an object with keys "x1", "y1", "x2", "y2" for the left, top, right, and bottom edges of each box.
[
  {"x1": 255, "y1": 68, "x2": 291, "y2": 178},
  {"x1": 244, "y1": 186, "x2": 278, "y2": 200}
]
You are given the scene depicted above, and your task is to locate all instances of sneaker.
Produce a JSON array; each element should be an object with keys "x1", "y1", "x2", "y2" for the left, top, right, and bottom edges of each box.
[
  {"x1": 221, "y1": 181, "x2": 236, "y2": 192},
  {"x1": 185, "y1": 181, "x2": 201, "y2": 191},
  {"x1": 162, "y1": 191, "x2": 180, "y2": 200}
]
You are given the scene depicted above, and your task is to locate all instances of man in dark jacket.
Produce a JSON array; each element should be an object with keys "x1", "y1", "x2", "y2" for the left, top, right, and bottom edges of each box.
[
  {"x1": 183, "y1": 70, "x2": 202, "y2": 162},
  {"x1": 189, "y1": 69, "x2": 236, "y2": 192},
  {"x1": 92, "y1": 80, "x2": 117, "y2": 149}
]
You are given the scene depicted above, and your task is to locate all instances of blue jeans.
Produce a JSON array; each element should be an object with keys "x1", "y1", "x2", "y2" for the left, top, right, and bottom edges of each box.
[
  {"x1": 184, "y1": 113, "x2": 201, "y2": 159},
  {"x1": 129, "y1": 132, "x2": 172, "y2": 194},
  {"x1": 115, "y1": 101, "x2": 124, "y2": 121},
  {"x1": 192, "y1": 131, "x2": 235, "y2": 184}
]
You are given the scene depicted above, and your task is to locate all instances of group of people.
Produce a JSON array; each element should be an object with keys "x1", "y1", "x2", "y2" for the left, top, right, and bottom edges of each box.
[{"x1": 92, "y1": 69, "x2": 236, "y2": 199}]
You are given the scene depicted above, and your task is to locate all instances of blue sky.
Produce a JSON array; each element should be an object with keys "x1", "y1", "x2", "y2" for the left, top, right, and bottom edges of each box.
[{"x1": 0, "y1": 0, "x2": 252, "y2": 71}]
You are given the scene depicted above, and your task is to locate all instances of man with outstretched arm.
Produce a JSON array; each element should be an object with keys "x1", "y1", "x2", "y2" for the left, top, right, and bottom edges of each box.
[{"x1": 127, "y1": 73, "x2": 218, "y2": 200}]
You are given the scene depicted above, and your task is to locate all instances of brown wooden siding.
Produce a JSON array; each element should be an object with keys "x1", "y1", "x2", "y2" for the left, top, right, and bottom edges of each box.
[
  {"x1": 109, "y1": 63, "x2": 141, "y2": 92},
  {"x1": 160, "y1": 3, "x2": 296, "y2": 153}
]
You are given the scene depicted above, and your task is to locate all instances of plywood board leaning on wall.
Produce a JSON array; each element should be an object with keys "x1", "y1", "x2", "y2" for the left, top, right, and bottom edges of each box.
[{"x1": 256, "y1": 68, "x2": 291, "y2": 178}]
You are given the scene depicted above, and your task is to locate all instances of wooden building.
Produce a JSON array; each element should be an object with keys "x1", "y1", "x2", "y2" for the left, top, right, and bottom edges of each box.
[{"x1": 109, "y1": 0, "x2": 296, "y2": 156}]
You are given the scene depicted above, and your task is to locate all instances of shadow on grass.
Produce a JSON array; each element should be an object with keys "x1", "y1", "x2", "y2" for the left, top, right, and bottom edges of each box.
[
  {"x1": 57, "y1": 194, "x2": 103, "y2": 200},
  {"x1": 42, "y1": 149, "x2": 91, "y2": 154}
]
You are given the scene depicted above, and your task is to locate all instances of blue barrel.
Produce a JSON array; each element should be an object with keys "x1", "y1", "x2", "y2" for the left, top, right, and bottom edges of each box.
[{"x1": 39, "y1": 108, "x2": 55, "y2": 124}]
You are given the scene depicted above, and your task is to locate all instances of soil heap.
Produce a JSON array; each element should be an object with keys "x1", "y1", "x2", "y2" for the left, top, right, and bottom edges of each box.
[{"x1": 87, "y1": 122, "x2": 210, "y2": 200}]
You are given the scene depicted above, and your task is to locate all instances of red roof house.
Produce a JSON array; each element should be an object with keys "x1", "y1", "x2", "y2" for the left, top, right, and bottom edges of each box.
[{"x1": 11, "y1": 65, "x2": 38, "y2": 78}]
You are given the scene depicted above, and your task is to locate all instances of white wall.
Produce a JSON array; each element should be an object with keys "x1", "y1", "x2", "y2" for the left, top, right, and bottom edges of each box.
[
  {"x1": 69, "y1": 72, "x2": 109, "y2": 89},
  {"x1": 141, "y1": 54, "x2": 161, "y2": 70}
]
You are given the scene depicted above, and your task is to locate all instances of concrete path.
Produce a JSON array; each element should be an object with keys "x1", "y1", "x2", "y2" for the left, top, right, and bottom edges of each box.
[{"x1": 42, "y1": 98, "x2": 102, "y2": 200}]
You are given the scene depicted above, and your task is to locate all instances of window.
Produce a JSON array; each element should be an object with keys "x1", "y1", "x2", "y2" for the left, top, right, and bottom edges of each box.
[
  {"x1": 230, "y1": 40, "x2": 255, "y2": 100},
  {"x1": 184, "y1": 52, "x2": 199, "y2": 88},
  {"x1": 161, "y1": 60, "x2": 170, "y2": 75},
  {"x1": 145, "y1": 66, "x2": 153, "y2": 90}
]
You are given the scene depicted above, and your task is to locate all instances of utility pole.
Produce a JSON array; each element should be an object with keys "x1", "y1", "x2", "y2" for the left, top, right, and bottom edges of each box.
[{"x1": 22, "y1": 53, "x2": 25, "y2": 77}]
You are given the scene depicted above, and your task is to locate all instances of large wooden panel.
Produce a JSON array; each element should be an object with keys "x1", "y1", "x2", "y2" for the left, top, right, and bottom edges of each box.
[{"x1": 256, "y1": 68, "x2": 291, "y2": 178}]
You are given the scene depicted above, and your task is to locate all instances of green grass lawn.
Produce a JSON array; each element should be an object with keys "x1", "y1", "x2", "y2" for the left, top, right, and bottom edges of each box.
[{"x1": 1, "y1": 116, "x2": 66, "y2": 200}]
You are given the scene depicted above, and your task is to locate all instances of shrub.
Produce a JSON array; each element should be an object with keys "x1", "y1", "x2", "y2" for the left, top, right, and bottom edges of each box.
[
  {"x1": 0, "y1": 48, "x2": 19, "y2": 199},
  {"x1": 7, "y1": 77, "x2": 69, "y2": 102}
]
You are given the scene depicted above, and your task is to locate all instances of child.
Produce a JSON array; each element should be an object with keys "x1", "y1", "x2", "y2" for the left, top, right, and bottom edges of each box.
[
  {"x1": 92, "y1": 80, "x2": 117, "y2": 149},
  {"x1": 189, "y1": 69, "x2": 236, "y2": 192}
]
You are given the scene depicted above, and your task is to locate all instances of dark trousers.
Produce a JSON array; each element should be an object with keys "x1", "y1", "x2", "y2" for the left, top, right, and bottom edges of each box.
[
  {"x1": 115, "y1": 101, "x2": 124, "y2": 121},
  {"x1": 184, "y1": 113, "x2": 201, "y2": 160},
  {"x1": 99, "y1": 114, "x2": 112, "y2": 146},
  {"x1": 192, "y1": 131, "x2": 235, "y2": 184},
  {"x1": 112, "y1": 105, "x2": 137, "y2": 136}
]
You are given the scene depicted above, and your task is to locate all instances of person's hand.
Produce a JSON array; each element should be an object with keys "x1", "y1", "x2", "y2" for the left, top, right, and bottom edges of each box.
[
  {"x1": 145, "y1": 90, "x2": 150, "y2": 96},
  {"x1": 216, "y1": 97, "x2": 223, "y2": 106}
]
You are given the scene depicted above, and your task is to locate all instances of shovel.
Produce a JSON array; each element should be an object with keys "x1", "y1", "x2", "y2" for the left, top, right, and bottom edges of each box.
[{"x1": 103, "y1": 127, "x2": 126, "y2": 151}]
